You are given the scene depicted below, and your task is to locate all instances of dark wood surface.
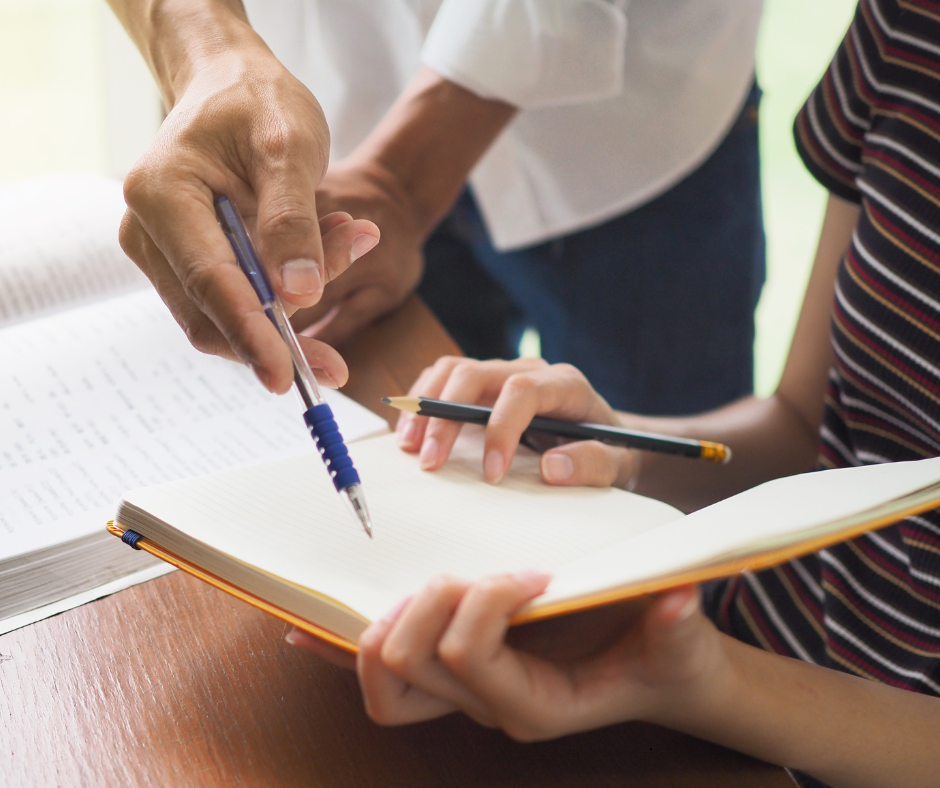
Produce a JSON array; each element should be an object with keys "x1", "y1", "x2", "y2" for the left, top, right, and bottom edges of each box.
[{"x1": 0, "y1": 295, "x2": 792, "y2": 787}]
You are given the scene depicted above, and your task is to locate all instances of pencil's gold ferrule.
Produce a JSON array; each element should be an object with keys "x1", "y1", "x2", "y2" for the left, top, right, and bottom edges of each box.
[
  {"x1": 381, "y1": 396, "x2": 422, "y2": 414},
  {"x1": 700, "y1": 441, "x2": 732, "y2": 465}
]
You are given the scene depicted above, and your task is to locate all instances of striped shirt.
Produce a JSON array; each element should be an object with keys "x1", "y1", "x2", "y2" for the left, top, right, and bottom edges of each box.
[{"x1": 703, "y1": 2, "x2": 940, "y2": 783}]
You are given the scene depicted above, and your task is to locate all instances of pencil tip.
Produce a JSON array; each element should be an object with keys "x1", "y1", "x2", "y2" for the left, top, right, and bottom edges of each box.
[{"x1": 381, "y1": 397, "x2": 391, "y2": 404}]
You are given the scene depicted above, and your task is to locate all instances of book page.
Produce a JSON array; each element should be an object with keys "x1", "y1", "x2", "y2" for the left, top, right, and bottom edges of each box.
[
  {"x1": 119, "y1": 430, "x2": 685, "y2": 625},
  {"x1": 537, "y1": 457, "x2": 940, "y2": 609},
  {"x1": 0, "y1": 175, "x2": 148, "y2": 329},
  {"x1": 0, "y1": 288, "x2": 387, "y2": 560}
]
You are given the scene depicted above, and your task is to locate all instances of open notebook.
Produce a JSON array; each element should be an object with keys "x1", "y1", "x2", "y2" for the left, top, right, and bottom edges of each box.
[
  {"x1": 112, "y1": 428, "x2": 940, "y2": 651},
  {"x1": 0, "y1": 176, "x2": 388, "y2": 633}
]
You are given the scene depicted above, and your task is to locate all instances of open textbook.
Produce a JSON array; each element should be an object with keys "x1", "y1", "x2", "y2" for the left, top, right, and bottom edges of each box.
[
  {"x1": 112, "y1": 427, "x2": 940, "y2": 651},
  {"x1": 0, "y1": 176, "x2": 387, "y2": 633}
]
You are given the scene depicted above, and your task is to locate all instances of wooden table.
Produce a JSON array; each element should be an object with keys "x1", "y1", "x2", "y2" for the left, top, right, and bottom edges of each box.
[{"x1": 0, "y1": 296, "x2": 792, "y2": 787}]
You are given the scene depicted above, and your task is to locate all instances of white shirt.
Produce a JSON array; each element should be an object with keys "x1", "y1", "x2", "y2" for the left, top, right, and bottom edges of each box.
[{"x1": 243, "y1": 0, "x2": 763, "y2": 251}]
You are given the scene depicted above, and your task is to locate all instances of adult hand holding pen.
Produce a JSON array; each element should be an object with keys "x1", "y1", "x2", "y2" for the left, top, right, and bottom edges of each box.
[{"x1": 107, "y1": 0, "x2": 380, "y2": 394}]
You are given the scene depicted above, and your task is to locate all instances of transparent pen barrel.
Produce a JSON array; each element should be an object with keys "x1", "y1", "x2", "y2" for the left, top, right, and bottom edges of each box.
[{"x1": 266, "y1": 300, "x2": 324, "y2": 408}]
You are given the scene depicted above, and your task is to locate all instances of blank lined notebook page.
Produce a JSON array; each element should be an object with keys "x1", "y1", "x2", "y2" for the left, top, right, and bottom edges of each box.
[
  {"x1": 121, "y1": 431, "x2": 683, "y2": 622},
  {"x1": 538, "y1": 456, "x2": 940, "y2": 609}
]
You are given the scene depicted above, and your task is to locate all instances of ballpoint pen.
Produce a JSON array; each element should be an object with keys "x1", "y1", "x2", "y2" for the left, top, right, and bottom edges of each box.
[{"x1": 215, "y1": 195, "x2": 373, "y2": 537}]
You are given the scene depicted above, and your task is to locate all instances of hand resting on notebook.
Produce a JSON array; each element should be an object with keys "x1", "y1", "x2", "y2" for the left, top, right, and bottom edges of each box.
[{"x1": 394, "y1": 356, "x2": 640, "y2": 489}]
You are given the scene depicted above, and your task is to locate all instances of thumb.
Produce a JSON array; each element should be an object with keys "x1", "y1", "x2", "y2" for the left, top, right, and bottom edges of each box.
[
  {"x1": 642, "y1": 585, "x2": 709, "y2": 666},
  {"x1": 539, "y1": 441, "x2": 637, "y2": 488},
  {"x1": 252, "y1": 166, "x2": 326, "y2": 309}
]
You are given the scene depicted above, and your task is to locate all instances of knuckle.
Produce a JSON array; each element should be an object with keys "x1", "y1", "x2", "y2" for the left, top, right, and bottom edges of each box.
[
  {"x1": 363, "y1": 696, "x2": 397, "y2": 726},
  {"x1": 552, "y1": 362, "x2": 585, "y2": 382},
  {"x1": 257, "y1": 202, "x2": 318, "y2": 242},
  {"x1": 118, "y1": 212, "x2": 143, "y2": 260},
  {"x1": 504, "y1": 373, "x2": 539, "y2": 395},
  {"x1": 379, "y1": 641, "x2": 415, "y2": 676},
  {"x1": 437, "y1": 635, "x2": 471, "y2": 675},
  {"x1": 180, "y1": 315, "x2": 218, "y2": 356},
  {"x1": 122, "y1": 164, "x2": 152, "y2": 210},
  {"x1": 447, "y1": 359, "x2": 481, "y2": 386},
  {"x1": 178, "y1": 261, "x2": 218, "y2": 311},
  {"x1": 258, "y1": 120, "x2": 311, "y2": 161},
  {"x1": 357, "y1": 628, "x2": 383, "y2": 661},
  {"x1": 583, "y1": 442, "x2": 618, "y2": 487},
  {"x1": 434, "y1": 355, "x2": 462, "y2": 375}
]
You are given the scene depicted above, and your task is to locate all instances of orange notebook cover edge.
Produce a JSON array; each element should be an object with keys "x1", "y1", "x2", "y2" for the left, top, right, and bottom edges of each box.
[{"x1": 106, "y1": 521, "x2": 358, "y2": 654}]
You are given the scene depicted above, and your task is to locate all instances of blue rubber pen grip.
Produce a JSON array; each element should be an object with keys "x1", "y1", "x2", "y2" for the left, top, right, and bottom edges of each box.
[{"x1": 304, "y1": 403, "x2": 361, "y2": 492}]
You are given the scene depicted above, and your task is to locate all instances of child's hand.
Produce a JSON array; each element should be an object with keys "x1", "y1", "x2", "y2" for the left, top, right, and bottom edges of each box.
[
  {"x1": 397, "y1": 357, "x2": 637, "y2": 487},
  {"x1": 354, "y1": 572, "x2": 729, "y2": 739}
]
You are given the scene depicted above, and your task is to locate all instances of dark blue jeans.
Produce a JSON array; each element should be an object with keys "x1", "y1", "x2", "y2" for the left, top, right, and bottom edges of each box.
[{"x1": 419, "y1": 85, "x2": 765, "y2": 416}]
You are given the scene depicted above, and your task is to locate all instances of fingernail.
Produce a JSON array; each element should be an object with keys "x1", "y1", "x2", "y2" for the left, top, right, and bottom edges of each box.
[
  {"x1": 350, "y1": 233, "x2": 379, "y2": 262},
  {"x1": 484, "y1": 450, "x2": 505, "y2": 483},
  {"x1": 513, "y1": 570, "x2": 553, "y2": 600},
  {"x1": 399, "y1": 419, "x2": 419, "y2": 448},
  {"x1": 285, "y1": 628, "x2": 300, "y2": 645},
  {"x1": 314, "y1": 368, "x2": 339, "y2": 389},
  {"x1": 280, "y1": 258, "x2": 322, "y2": 296},
  {"x1": 419, "y1": 437, "x2": 439, "y2": 469},
  {"x1": 513, "y1": 569, "x2": 552, "y2": 586},
  {"x1": 542, "y1": 452, "x2": 574, "y2": 482},
  {"x1": 382, "y1": 595, "x2": 413, "y2": 623},
  {"x1": 677, "y1": 591, "x2": 700, "y2": 621}
]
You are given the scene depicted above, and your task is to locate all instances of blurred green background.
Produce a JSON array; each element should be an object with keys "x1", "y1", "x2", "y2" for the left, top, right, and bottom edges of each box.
[
  {"x1": 753, "y1": 0, "x2": 856, "y2": 394},
  {"x1": 0, "y1": 0, "x2": 857, "y2": 396}
]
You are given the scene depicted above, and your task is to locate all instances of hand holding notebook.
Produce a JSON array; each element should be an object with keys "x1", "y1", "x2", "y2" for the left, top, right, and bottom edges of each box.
[{"x1": 112, "y1": 428, "x2": 940, "y2": 650}]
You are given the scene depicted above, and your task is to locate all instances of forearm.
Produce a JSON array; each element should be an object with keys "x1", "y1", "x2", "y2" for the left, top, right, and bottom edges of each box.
[
  {"x1": 105, "y1": 0, "x2": 263, "y2": 107},
  {"x1": 344, "y1": 66, "x2": 517, "y2": 238},
  {"x1": 614, "y1": 195, "x2": 859, "y2": 512},
  {"x1": 618, "y1": 394, "x2": 819, "y2": 511},
  {"x1": 656, "y1": 635, "x2": 940, "y2": 788}
]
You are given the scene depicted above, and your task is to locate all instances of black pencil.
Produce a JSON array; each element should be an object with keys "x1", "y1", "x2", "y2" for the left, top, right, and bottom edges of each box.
[{"x1": 382, "y1": 396, "x2": 731, "y2": 464}]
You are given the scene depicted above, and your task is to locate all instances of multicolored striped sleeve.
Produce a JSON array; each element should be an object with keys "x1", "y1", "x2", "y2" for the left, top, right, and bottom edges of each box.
[{"x1": 794, "y1": 8, "x2": 872, "y2": 204}]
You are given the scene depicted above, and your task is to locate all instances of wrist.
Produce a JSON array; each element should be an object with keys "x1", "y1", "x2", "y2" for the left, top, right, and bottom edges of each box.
[
  {"x1": 333, "y1": 156, "x2": 430, "y2": 241},
  {"x1": 639, "y1": 628, "x2": 739, "y2": 732},
  {"x1": 143, "y1": 0, "x2": 265, "y2": 107},
  {"x1": 347, "y1": 67, "x2": 515, "y2": 237}
]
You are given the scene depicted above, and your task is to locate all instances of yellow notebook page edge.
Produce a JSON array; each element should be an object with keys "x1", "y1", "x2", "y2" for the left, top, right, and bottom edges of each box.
[{"x1": 514, "y1": 485, "x2": 940, "y2": 624}]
